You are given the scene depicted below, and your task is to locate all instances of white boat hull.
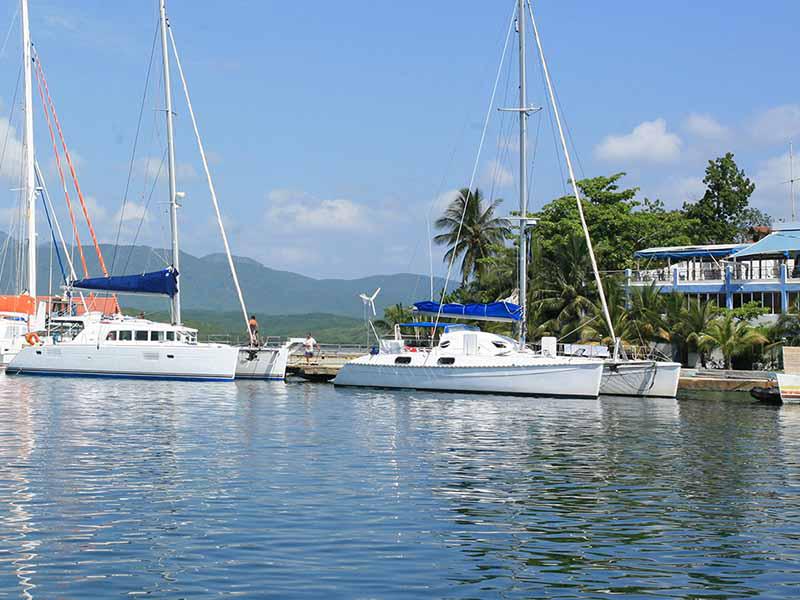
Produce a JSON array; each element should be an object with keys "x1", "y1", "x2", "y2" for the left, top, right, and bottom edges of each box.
[
  {"x1": 235, "y1": 346, "x2": 290, "y2": 380},
  {"x1": 7, "y1": 343, "x2": 238, "y2": 381},
  {"x1": 777, "y1": 373, "x2": 800, "y2": 404},
  {"x1": 600, "y1": 360, "x2": 681, "y2": 398},
  {"x1": 334, "y1": 356, "x2": 603, "y2": 398}
]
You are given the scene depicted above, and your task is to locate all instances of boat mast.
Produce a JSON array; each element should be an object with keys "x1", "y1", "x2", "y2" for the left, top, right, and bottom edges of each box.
[
  {"x1": 527, "y1": 0, "x2": 617, "y2": 347},
  {"x1": 21, "y1": 0, "x2": 36, "y2": 298},
  {"x1": 517, "y1": 0, "x2": 528, "y2": 348},
  {"x1": 159, "y1": 0, "x2": 181, "y2": 324},
  {"x1": 791, "y1": 142, "x2": 795, "y2": 222}
]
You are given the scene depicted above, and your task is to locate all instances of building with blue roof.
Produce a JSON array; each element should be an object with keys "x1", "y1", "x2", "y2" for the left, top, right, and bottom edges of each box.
[{"x1": 627, "y1": 223, "x2": 800, "y2": 314}]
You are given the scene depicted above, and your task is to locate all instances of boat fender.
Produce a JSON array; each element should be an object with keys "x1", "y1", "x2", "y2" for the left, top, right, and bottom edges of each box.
[{"x1": 24, "y1": 332, "x2": 41, "y2": 346}]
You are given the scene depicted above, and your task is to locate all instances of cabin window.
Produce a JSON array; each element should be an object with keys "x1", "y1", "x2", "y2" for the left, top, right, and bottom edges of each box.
[
  {"x1": 492, "y1": 341, "x2": 507, "y2": 349},
  {"x1": 166, "y1": 331, "x2": 175, "y2": 341},
  {"x1": 439, "y1": 340, "x2": 451, "y2": 348},
  {"x1": 438, "y1": 357, "x2": 455, "y2": 365},
  {"x1": 135, "y1": 331, "x2": 149, "y2": 341},
  {"x1": 151, "y1": 331, "x2": 165, "y2": 342},
  {"x1": 395, "y1": 356, "x2": 412, "y2": 364},
  {"x1": 106, "y1": 331, "x2": 117, "y2": 341},
  {"x1": 119, "y1": 331, "x2": 133, "y2": 341}
]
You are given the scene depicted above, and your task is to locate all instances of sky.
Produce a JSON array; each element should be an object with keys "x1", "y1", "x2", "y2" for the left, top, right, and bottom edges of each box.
[{"x1": 0, "y1": 0, "x2": 798, "y2": 280}]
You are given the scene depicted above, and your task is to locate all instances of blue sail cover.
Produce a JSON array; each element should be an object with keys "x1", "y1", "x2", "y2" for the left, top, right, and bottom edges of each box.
[
  {"x1": 72, "y1": 268, "x2": 179, "y2": 297},
  {"x1": 413, "y1": 301, "x2": 521, "y2": 322}
]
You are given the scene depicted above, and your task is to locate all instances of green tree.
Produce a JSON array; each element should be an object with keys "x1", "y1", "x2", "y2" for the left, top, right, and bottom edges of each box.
[
  {"x1": 683, "y1": 299, "x2": 719, "y2": 367},
  {"x1": 697, "y1": 313, "x2": 768, "y2": 369},
  {"x1": 682, "y1": 152, "x2": 758, "y2": 243},
  {"x1": 434, "y1": 188, "x2": 511, "y2": 284},
  {"x1": 374, "y1": 303, "x2": 413, "y2": 331}
]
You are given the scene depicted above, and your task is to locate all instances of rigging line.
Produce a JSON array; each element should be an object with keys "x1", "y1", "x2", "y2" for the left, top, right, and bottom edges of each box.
[
  {"x1": 169, "y1": 26, "x2": 255, "y2": 345},
  {"x1": 0, "y1": 4, "x2": 18, "y2": 58},
  {"x1": 34, "y1": 49, "x2": 109, "y2": 277},
  {"x1": 121, "y1": 148, "x2": 166, "y2": 274},
  {"x1": 110, "y1": 20, "x2": 159, "y2": 275},
  {"x1": 553, "y1": 85, "x2": 586, "y2": 180},
  {"x1": 0, "y1": 65, "x2": 20, "y2": 178},
  {"x1": 37, "y1": 173, "x2": 67, "y2": 286},
  {"x1": 431, "y1": 0, "x2": 517, "y2": 340},
  {"x1": 35, "y1": 160, "x2": 77, "y2": 280},
  {"x1": 527, "y1": 0, "x2": 616, "y2": 346},
  {"x1": 32, "y1": 49, "x2": 88, "y2": 277}
]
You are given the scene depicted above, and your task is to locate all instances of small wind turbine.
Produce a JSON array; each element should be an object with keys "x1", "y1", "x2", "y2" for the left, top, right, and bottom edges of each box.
[
  {"x1": 358, "y1": 288, "x2": 381, "y2": 346},
  {"x1": 359, "y1": 287, "x2": 381, "y2": 316}
]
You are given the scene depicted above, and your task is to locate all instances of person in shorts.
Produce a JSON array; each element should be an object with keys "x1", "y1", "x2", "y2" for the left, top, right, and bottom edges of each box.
[{"x1": 303, "y1": 333, "x2": 318, "y2": 364}]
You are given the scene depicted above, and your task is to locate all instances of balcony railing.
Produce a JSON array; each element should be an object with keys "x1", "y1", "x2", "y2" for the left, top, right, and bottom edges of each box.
[{"x1": 630, "y1": 262, "x2": 796, "y2": 285}]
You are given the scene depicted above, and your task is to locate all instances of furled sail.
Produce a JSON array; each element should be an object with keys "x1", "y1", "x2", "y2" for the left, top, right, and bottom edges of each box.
[
  {"x1": 71, "y1": 267, "x2": 178, "y2": 297},
  {"x1": 413, "y1": 300, "x2": 521, "y2": 323}
]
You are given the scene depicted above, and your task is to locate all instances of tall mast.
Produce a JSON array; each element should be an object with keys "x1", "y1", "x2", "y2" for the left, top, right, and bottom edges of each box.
[
  {"x1": 21, "y1": 0, "x2": 36, "y2": 298},
  {"x1": 527, "y1": 0, "x2": 616, "y2": 346},
  {"x1": 791, "y1": 142, "x2": 795, "y2": 222},
  {"x1": 160, "y1": 0, "x2": 181, "y2": 324},
  {"x1": 517, "y1": 0, "x2": 528, "y2": 348}
]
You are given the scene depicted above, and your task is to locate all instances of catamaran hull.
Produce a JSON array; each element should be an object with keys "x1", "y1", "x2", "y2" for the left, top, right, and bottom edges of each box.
[
  {"x1": 600, "y1": 361, "x2": 681, "y2": 398},
  {"x1": 777, "y1": 373, "x2": 800, "y2": 404},
  {"x1": 235, "y1": 347, "x2": 290, "y2": 380},
  {"x1": 334, "y1": 361, "x2": 603, "y2": 398},
  {"x1": 7, "y1": 343, "x2": 238, "y2": 381}
]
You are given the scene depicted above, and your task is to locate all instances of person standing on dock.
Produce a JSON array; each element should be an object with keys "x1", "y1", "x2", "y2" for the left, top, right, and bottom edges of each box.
[
  {"x1": 303, "y1": 333, "x2": 319, "y2": 364},
  {"x1": 248, "y1": 315, "x2": 260, "y2": 346}
]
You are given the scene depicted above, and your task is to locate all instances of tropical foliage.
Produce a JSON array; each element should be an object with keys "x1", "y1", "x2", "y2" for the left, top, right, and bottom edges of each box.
[{"x1": 415, "y1": 153, "x2": 784, "y2": 370}]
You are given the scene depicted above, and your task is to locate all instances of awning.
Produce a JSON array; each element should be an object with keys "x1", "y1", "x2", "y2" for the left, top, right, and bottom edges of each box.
[
  {"x1": 413, "y1": 300, "x2": 521, "y2": 322},
  {"x1": 634, "y1": 244, "x2": 749, "y2": 260},
  {"x1": 72, "y1": 268, "x2": 179, "y2": 297},
  {"x1": 730, "y1": 230, "x2": 800, "y2": 259}
]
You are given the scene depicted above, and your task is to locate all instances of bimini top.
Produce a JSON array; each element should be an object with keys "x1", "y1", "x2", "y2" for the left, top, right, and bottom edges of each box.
[
  {"x1": 72, "y1": 267, "x2": 179, "y2": 297},
  {"x1": 413, "y1": 300, "x2": 521, "y2": 322},
  {"x1": 730, "y1": 225, "x2": 800, "y2": 259},
  {"x1": 634, "y1": 243, "x2": 749, "y2": 261}
]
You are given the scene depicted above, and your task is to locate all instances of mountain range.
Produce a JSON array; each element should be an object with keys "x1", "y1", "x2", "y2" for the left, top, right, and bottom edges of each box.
[{"x1": 2, "y1": 239, "x2": 447, "y2": 319}]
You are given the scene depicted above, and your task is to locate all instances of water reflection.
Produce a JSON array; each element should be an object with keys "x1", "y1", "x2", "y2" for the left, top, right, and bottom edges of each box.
[{"x1": 0, "y1": 378, "x2": 798, "y2": 598}]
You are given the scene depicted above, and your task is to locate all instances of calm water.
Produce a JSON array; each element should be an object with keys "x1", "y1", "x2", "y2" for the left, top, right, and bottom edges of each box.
[{"x1": 0, "y1": 376, "x2": 798, "y2": 599}]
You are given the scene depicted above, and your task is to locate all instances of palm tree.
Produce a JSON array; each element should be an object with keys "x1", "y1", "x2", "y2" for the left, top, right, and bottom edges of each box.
[
  {"x1": 683, "y1": 299, "x2": 719, "y2": 367},
  {"x1": 697, "y1": 313, "x2": 768, "y2": 370},
  {"x1": 532, "y1": 232, "x2": 596, "y2": 341},
  {"x1": 579, "y1": 279, "x2": 636, "y2": 347},
  {"x1": 434, "y1": 188, "x2": 511, "y2": 284},
  {"x1": 628, "y1": 283, "x2": 668, "y2": 343}
]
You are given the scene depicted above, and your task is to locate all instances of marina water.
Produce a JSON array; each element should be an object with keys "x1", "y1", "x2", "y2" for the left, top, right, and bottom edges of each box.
[{"x1": 0, "y1": 375, "x2": 798, "y2": 598}]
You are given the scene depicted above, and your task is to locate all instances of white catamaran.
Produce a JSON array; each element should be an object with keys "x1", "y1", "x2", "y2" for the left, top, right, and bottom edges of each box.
[
  {"x1": 335, "y1": 0, "x2": 604, "y2": 398},
  {"x1": 8, "y1": 0, "x2": 245, "y2": 380}
]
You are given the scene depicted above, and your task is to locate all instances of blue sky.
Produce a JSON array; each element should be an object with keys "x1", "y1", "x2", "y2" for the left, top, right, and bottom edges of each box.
[{"x1": 0, "y1": 0, "x2": 798, "y2": 279}]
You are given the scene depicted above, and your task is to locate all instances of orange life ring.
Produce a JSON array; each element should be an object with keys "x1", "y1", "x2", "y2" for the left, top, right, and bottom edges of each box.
[{"x1": 25, "y1": 332, "x2": 41, "y2": 345}]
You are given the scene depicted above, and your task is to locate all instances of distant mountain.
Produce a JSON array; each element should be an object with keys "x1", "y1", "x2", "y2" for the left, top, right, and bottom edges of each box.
[{"x1": 0, "y1": 237, "x2": 447, "y2": 319}]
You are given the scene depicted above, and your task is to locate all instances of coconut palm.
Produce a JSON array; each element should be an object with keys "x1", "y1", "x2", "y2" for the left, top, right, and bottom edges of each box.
[
  {"x1": 533, "y1": 232, "x2": 596, "y2": 340},
  {"x1": 683, "y1": 299, "x2": 719, "y2": 367},
  {"x1": 628, "y1": 282, "x2": 668, "y2": 343},
  {"x1": 579, "y1": 279, "x2": 636, "y2": 347},
  {"x1": 697, "y1": 313, "x2": 768, "y2": 370},
  {"x1": 434, "y1": 188, "x2": 511, "y2": 284}
]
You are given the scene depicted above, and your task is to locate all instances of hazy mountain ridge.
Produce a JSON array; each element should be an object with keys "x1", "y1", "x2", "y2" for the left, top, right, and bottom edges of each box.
[{"x1": 0, "y1": 237, "x2": 444, "y2": 318}]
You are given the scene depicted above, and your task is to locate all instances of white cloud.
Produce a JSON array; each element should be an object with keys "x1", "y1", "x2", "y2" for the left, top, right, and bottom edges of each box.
[
  {"x1": 595, "y1": 118, "x2": 682, "y2": 163},
  {"x1": 140, "y1": 156, "x2": 197, "y2": 181},
  {"x1": 265, "y1": 189, "x2": 371, "y2": 231},
  {"x1": 113, "y1": 201, "x2": 149, "y2": 224},
  {"x1": 431, "y1": 189, "x2": 461, "y2": 217},
  {"x1": 0, "y1": 116, "x2": 23, "y2": 180},
  {"x1": 483, "y1": 159, "x2": 513, "y2": 187},
  {"x1": 684, "y1": 113, "x2": 730, "y2": 140},
  {"x1": 750, "y1": 104, "x2": 800, "y2": 144},
  {"x1": 651, "y1": 175, "x2": 705, "y2": 206}
]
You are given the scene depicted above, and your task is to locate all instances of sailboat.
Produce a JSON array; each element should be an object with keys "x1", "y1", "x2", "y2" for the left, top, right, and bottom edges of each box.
[
  {"x1": 334, "y1": 0, "x2": 604, "y2": 398},
  {"x1": 7, "y1": 0, "x2": 239, "y2": 380},
  {"x1": 0, "y1": 0, "x2": 48, "y2": 366},
  {"x1": 523, "y1": 2, "x2": 681, "y2": 398}
]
